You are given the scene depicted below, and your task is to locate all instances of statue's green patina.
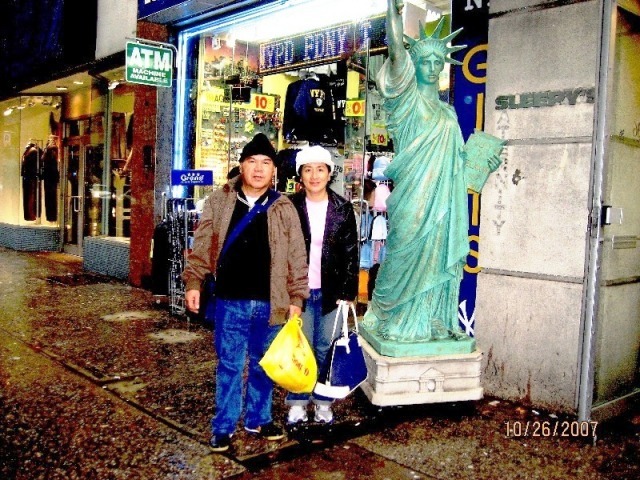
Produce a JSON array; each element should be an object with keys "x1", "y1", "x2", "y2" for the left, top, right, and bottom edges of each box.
[{"x1": 360, "y1": 0, "x2": 504, "y2": 357}]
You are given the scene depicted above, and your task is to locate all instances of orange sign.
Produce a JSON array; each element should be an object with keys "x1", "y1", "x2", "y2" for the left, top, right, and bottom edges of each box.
[
  {"x1": 345, "y1": 99, "x2": 365, "y2": 117},
  {"x1": 370, "y1": 123, "x2": 388, "y2": 146},
  {"x1": 251, "y1": 94, "x2": 275, "y2": 112}
]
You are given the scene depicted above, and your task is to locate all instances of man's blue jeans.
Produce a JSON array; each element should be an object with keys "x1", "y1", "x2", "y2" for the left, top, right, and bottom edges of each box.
[
  {"x1": 212, "y1": 299, "x2": 279, "y2": 436},
  {"x1": 286, "y1": 288, "x2": 338, "y2": 407}
]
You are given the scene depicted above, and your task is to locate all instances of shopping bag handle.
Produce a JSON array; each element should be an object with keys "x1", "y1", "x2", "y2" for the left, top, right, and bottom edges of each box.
[
  {"x1": 289, "y1": 313, "x2": 303, "y2": 328},
  {"x1": 330, "y1": 301, "x2": 359, "y2": 348}
]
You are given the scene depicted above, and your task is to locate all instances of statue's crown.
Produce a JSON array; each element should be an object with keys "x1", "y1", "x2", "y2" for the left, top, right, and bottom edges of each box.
[{"x1": 404, "y1": 17, "x2": 466, "y2": 66}]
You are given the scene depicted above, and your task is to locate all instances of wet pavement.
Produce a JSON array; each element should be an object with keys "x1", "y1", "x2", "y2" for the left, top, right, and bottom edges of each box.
[{"x1": 0, "y1": 247, "x2": 638, "y2": 479}]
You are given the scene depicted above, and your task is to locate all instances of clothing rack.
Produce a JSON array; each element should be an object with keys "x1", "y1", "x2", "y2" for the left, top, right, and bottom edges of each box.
[
  {"x1": 164, "y1": 197, "x2": 199, "y2": 316},
  {"x1": 351, "y1": 199, "x2": 370, "y2": 243}
]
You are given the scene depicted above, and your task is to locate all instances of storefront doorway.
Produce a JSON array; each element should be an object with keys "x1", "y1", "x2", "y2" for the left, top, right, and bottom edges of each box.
[
  {"x1": 587, "y1": 4, "x2": 640, "y2": 420},
  {"x1": 62, "y1": 139, "x2": 105, "y2": 256}
]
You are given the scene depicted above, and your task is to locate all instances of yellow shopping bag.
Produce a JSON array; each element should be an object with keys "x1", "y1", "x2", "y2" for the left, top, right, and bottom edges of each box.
[{"x1": 259, "y1": 314, "x2": 317, "y2": 393}]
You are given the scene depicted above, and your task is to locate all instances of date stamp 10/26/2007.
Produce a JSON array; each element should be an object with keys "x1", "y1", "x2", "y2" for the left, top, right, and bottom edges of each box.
[{"x1": 505, "y1": 420, "x2": 598, "y2": 438}]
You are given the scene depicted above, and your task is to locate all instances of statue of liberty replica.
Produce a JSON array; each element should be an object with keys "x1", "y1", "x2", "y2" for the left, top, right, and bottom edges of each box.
[{"x1": 361, "y1": 0, "x2": 503, "y2": 357}]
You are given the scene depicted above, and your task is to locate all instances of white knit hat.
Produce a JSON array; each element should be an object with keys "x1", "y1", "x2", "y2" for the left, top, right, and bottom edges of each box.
[{"x1": 295, "y1": 145, "x2": 335, "y2": 174}]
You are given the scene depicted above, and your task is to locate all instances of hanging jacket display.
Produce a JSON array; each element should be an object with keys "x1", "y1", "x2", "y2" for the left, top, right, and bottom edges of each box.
[
  {"x1": 41, "y1": 142, "x2": 59, "y2": 222},
  {"x1": 283, "y1": 75, "x2": 336, "y2": 144},
  {"x1": 21, "y1": 142, "x2": 42, "y2": 221}
]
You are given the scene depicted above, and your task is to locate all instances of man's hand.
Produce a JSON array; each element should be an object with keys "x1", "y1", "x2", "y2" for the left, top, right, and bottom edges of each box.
[
  {"x1": 289, "y1": 305, "x2": 302, "y2": 318},
  {"x1": 185, "y1": 289, "x2": 201, "y2": 313}
]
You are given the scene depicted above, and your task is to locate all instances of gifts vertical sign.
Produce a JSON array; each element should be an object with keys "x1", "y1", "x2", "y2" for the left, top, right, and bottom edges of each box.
[{"x1": 451, "y1": 0, "x2": 490, "y2": 336}]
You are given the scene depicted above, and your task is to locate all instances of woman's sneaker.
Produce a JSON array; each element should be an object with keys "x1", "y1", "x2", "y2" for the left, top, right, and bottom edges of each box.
[
  {"x1": 209, "y1": 434, "x2": 232, "y2": 452},
  {"x1": 244, "y1": 422, "x2": 285, "y2": 441},
  {"x1": 314, "y1": 404, "x2": 334, "y2": 423},
  {"x1": 287, "y1": 405, "x2": 308, "y2": 424}
]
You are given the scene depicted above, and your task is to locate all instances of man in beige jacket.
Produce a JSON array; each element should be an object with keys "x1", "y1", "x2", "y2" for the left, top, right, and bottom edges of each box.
[{"x1": 182, "y1": 133, "x2": 309, "y2": 452}]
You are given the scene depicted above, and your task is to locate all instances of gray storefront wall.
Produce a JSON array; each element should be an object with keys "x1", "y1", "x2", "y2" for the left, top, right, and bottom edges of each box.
[{"x1": 478, "y1": 0, "x2": 640, "y2": 420}]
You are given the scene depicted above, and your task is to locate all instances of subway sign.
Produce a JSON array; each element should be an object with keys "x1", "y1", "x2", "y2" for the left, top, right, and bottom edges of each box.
[{"x1": 125, "y1": 41, "x2": 173, "y2": 88}]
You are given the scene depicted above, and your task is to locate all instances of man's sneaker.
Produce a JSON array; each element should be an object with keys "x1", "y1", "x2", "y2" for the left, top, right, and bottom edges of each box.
[
  {"x1": 314, "y1": 404, "x2": 334, "y2": 423},
  {"x1": 287, "y1": 405, "x2": 308, "y2": 424},
  {"x1": 209, "y1": 434, "x2": 232, "y2": 452},
  {"x1": 244, "y1": 422, "x2": 285, "y2": 440}
]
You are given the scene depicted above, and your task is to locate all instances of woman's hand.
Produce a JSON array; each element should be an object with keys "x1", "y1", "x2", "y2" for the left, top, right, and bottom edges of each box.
[{"x1": 394, "y1": 0, "x2": 404, "y2": 15}]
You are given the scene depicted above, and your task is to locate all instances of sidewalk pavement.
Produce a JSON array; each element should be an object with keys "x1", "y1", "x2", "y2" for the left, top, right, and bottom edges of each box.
[{"x1": 0, "y1": 247, "x2": 638, "y2": 479}]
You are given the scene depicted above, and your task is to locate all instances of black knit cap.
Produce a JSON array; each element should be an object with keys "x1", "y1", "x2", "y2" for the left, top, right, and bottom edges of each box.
[{"x1": 239, "y1": 133, "x2": 279, "y2": 166}]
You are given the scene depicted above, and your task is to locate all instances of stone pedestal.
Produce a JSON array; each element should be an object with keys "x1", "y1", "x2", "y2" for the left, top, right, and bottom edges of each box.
[
  {"x1": 359, "y1": 324, "x2": 477, "y2": 356},
  {"x1": 359, "y1": 337, "x2": 483, "y2": 406}
]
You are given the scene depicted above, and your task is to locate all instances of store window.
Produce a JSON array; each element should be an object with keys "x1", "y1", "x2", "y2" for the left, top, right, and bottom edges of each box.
[
  {"x1": 0, "y1": 78, "x2": 134, "y2": 248},
  {"x1": 176, "y1": 0, "x2": 449, "y2": 198},
  {"x1": 175, "y1": 0, "x2": 441, "y2": 195},
  {"x1": 59, "y1": 78, "x2": 134, "y2": 256},
  {"x1": 0, "y1": 96, "x2": 63, "y2": 227},
  {"x1": 168, "y1": 0, "x2": 450, "y2": 307}
]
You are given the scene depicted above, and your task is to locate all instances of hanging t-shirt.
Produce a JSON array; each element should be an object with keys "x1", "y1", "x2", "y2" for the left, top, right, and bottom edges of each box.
[
  {"x1": 327, "y1": 60, "x2": 347, "y2": 144},
  {"x1": 275, "y1": 148, "x2": 301, "y2": 192},
  {"x1": 371, "y1": 214, "x2": 388, "y2": 241},
  {"x1": 283, "y1": 77, "x2": 335, "y2": 144},
  {"x1": 366, "y1": 86, "x2": 386, "y2": 136},
  {"x1": 373, "y1": 182, "x2": 391, "y2": 212},
  {"x1": 306, "y1": 198, "x2": 328, "y2": 289}
]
